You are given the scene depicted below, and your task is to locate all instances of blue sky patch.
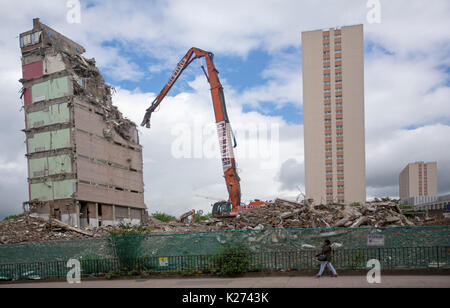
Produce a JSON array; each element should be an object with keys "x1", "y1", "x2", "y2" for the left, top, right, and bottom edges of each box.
[{"x1": 243, "y1": 102, "x2": 302, "y2": 125}]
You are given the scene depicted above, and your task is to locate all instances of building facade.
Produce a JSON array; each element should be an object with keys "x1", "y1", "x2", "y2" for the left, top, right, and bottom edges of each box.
[
  {"x1": 399, "y1": 161, "x2": 438, "y2": 200},
  {"x1": 302, "y1": 25, "x2": 366, "y2": 205},
  {"x1": 20, "y1": 19, "x2": 147, "y2": 227}
]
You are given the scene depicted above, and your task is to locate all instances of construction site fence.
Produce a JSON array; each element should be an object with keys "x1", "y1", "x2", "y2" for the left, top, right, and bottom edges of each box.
[
  {"x1": 2, "y1": 225, "x2": 450, "y2": 263},
  {"x1": 0, "y1": 246, "x2": 449, "y2": 280},
  {"x1": 0, "y1": 226, "x2": 449, "y2": 280}
]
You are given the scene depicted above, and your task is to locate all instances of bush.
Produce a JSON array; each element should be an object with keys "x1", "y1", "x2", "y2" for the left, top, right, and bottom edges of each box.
[
  {"x1": 105, "y1": 270, "x2": 121, "y2": 280},
  {"x1": 351, "y1": 202, "x2": 361, "y2": 207},
  {"x1": 152, "y1": 212, "x2": 176, "y2": 223},
  {"x1": 107, "y1": 222, "x2": 149, "y2": 237},
  {"x1": 3, "y1": 213, "x2": 25, "y2": 221},
  {"x1": 213, "y1": 243, "x2": 252, "y2": 277}
]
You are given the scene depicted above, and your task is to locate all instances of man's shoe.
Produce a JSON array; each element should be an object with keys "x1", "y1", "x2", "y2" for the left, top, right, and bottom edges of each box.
[
  {"x1": 333, "y1": 274, "x2": 338, "y2": 278},
  {"x1": 315, "y1": 274, "x2": 321, "y2": 278}
]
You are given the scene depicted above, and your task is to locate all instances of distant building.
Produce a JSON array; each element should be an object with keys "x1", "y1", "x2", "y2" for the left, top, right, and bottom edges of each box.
[
  {"x1": 413, "y1": 194, "x2": 450, "y2": 217},
  {"x1": 399, "y1": 161, "x2": 438, "y2": 200},
  {"x1": 302, "y1": 24, "x2": 366, "y2": 205}
]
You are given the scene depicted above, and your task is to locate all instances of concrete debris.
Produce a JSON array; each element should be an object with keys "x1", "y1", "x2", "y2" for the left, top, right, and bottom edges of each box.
[
  {"x1": 61, "y1": 50, "x2": 138, "y2": 143},
  {"x1": 1, "y1": 199, "x2": 447, "y2": 245},
  {"x1": 34, "y1": 216, "x2": 94, "y2": 237},
  {"x1": 223, "y1": 199, "x2": 418, "y2": 230},
  {"x1": 0, "y1": 216, "x2": 100, "y2": 245},
  {"x1": 144, "y1": 199, "x2": 430, "y2": 234}
]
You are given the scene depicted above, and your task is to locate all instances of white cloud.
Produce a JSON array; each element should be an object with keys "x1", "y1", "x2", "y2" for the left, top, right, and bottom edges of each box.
[
  {"x1": 365, "y1": 54, "x2": 450, "y2": 136},
  {"x1": 239, "y1": 51, "x2": 302, "y2": 109},
  {"x1": 0, "y1": 153, "x2": 28, "y2": 218}
]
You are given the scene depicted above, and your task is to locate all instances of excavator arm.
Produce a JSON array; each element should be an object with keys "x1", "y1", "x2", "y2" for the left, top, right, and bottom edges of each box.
[{"x1": 141, "y1": 48, "x2": 241, "y2": 217}]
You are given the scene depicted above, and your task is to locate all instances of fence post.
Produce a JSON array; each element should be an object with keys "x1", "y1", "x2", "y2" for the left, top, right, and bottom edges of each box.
[
  {"x1": 378, "y1": 248, "x2": 381, "y2": 268},
  {"x1": 437, "y1": 246, "x2": 440, "y2": 269}
]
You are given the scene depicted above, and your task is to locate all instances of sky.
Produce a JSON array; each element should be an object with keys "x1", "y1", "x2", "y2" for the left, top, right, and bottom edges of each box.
[{"x1": 0, "y1": 0, "x2": 449, "y2": 219}]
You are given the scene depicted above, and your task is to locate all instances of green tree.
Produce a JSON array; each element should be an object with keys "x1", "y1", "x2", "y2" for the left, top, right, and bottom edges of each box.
[
  {"x1": 152, "y1": 212, "x2": 176, "y2": 223},
  {"x1": 194, "y1": 210, "x2": 212, "y2": 223}
]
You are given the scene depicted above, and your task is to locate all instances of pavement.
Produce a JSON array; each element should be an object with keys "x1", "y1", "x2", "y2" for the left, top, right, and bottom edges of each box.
[{"x1": 1, "y1": 275, "x2": 449, "y2": 288}]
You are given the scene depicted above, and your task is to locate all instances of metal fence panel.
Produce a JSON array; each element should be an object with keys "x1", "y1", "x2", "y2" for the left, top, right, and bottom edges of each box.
[{"x1": 0, "y1": 226, "x2": 449, "y2": 280}]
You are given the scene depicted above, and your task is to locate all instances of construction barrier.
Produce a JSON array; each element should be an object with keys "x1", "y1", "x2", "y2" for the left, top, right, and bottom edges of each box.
[
  {"x1": 0, "y1": 226, "x2": 449, "y2": 280},
  {"x1": 0, "y1": 246, "x2": 449, "y2": 280}
]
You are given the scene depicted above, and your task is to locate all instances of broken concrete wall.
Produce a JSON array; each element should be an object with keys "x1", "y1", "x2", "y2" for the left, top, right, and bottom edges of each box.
[
  {"x1": 80, "y1": 202, "x2": 99, "y2": 228},
  {"x1": 20, "y1": 18, "x2": 146, "y2": 228},
  {"x1": 26, "y1": 102, "x2": 71, "y2": 129},
  {"x1": 29, "y1": 179, "x2": 77, "y2": 202},
  {"x1": 28, "y1": 200, "x2": 79, "y2": 227},
  {"x1": 28, "y1": 154, "x2": 72, "y2": 177},
  {"x1": 43, "y1": 53, "x2": 66, "y2": 75},
  {"x1": 101, "y1": 204, "x2": 114, "y2": 226},
  {"x1": 27, "y1": 128, "x2": 72, "y2": 153}
]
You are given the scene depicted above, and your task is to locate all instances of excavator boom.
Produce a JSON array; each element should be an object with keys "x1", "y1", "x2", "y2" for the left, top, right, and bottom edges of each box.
[{"x1": 142, "y1": 48, "x2": 243, "y2": 217}]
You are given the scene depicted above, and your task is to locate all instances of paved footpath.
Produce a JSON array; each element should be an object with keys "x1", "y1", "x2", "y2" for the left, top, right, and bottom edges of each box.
[{"x1": 1, "y1": 275, "x2": 449, "y2": 288}]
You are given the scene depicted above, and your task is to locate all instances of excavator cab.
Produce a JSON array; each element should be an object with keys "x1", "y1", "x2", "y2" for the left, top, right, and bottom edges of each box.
[{"x1": 212, "y1": 201, "x2": 235, "y2": 218}]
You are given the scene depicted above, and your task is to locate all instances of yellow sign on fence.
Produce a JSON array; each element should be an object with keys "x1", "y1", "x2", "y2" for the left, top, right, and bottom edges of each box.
[{"x1": 159, "y1": 257, "x2": 169, "y2": 267}]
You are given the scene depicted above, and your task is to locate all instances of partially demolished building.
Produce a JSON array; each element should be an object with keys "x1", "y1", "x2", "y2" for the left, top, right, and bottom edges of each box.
[{"x1": 19, "y1": 18, "x2": 146, "y2": 227}]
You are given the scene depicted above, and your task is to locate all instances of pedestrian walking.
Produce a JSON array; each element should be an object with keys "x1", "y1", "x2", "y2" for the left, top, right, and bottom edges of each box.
[{"x1": 315, "y1": 239, "x2": 338, "y2": 278}]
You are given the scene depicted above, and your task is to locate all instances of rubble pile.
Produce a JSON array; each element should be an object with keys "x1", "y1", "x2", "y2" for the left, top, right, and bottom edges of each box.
[
  {"x1": 222, "y1": 199, "x2": 416, "y2": 230},
  {"x1": 145, "y1": 216, "x2": 220, "y2": 234},
  {"x1": 0, "y1": 216, "x2": 99, "y2": 245},
  {"x1": 146, "y1": 199, "x2": 422, "y2": 234}
]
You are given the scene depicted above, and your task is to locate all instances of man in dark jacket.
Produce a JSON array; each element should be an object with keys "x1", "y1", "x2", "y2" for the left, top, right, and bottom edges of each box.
[{"x1": 315, "y1": 239, "x2": 338, "y2": 278}]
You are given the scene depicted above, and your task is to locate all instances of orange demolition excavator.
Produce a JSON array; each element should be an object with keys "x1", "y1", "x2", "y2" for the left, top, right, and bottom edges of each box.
[{"x1": 141, "y1": 47, "x2": 268, "y2": 218}]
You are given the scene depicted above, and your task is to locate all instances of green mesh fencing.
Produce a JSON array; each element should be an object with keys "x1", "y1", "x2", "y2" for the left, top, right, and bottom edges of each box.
[
  {"x1": 0, "y1": 237, "x2": 114, "y2": 264},
  {"x1": 124, "y1": 225, "x2": 450, "y2": 258},
  {"x1": 1, "y1": 226, "x2": 449, "y2": 263},
  {"x1": 0, "y1": 226, "x2": 449, "y2": 279}
]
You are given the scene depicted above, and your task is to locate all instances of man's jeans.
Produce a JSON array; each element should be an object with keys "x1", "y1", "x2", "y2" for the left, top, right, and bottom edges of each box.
[{"x1": 318, "y1": 261, "x2": 337, "y2": 276}]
